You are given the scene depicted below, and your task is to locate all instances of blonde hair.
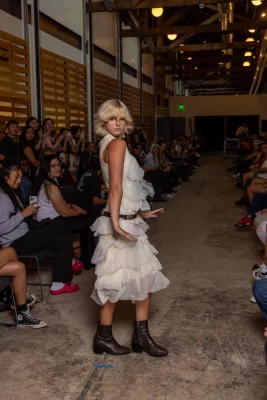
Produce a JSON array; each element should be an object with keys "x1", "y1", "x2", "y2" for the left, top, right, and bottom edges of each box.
[{"x1": 94, "y1": 99, "x2": 134, "y2": 138}]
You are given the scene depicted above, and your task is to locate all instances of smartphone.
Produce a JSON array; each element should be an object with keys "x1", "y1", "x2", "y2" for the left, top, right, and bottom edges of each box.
[
  {"x1": 29, "y1": 196, "x2": 38, "y2": 208},
  {"x1": 59, "y1": 152, "x2": 65, "y2": 163},
  {"x1": 80, "y1": 132, "x2": 84, "y2": 139}
]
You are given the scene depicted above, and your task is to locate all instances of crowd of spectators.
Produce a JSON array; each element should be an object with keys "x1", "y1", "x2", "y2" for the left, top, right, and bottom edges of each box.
[
  {"x1": 230, "y1": 124, "x2": 267, "y2": 353},
  {"x1": 0, "y1": 117, "x2": 201, "y2": 327}
]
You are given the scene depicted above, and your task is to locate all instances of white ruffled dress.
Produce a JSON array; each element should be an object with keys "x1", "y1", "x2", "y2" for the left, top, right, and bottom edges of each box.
[{"x1": 91, "y1": 133, "x2": 170, "y2": 305}]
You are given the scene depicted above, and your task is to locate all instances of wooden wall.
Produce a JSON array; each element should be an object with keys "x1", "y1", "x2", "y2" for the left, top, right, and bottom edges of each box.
[
  {"x1": 0, "y1": 30, "x2": 31, "y2": 129},
  {"x1": 41, "y1": 49, "x2": 87, "y2": 130}
]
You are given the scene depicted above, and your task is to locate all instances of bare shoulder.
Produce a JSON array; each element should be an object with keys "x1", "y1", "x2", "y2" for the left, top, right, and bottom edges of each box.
[{"x1": 108, "y1": 138, "x2": 126, "y2": 150}]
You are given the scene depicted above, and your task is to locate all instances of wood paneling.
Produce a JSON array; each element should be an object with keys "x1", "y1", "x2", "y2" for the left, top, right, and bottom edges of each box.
[
  {"x1": 94, "y1": 72, "x2": 120, "y2": 112},
  {"x1": 0, "y1": 30, "x2": 31, "y2": 128},
  {"x1": 41, "y1": 48, "x2": 87, "y2": 130},
  {"x1": 143, "y1": 91, "x2": 155, "y2": 140},
  {"x1": 123, "y1": 83, "x2": 140, "y2": 125}
]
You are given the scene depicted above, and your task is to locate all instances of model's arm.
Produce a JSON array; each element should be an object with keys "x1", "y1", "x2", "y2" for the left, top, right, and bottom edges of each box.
[{"x1": 108, "y1": 139, "x2": 136, "y2": 241}]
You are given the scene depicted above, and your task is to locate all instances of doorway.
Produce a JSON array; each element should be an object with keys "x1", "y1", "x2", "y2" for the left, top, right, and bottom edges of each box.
[{"x1": 195, "y1": 115, "x2": 260, "y2": 152}]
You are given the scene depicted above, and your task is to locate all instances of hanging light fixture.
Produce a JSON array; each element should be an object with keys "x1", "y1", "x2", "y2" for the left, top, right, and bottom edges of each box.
[
  {"x1": 249, "y1": 29, "x2": 256, "y2": 33},
  {"x1": 243, "y1": 61, "x2": 251, "y2": 66},
  {"x1": 195, "y1": 67, "x2": 198, "y2": 70},
  {"x1": 246, "y1": 37, "x2": 255, "y2": 42},
  {"x1": 251, "y1": 0, "x2": 262, "y2": 5},
  {"x1": 167, "y1": 34, "x2": 177, "y2": 40},
  {"x1": 262, "y1": 12, "x2": 266, "y2": 17},
  {"x1": 244, "y1": 51, "x2": 252, "y2": 57},
  {"x1": 151, "y1": 8, "x2": 164, "y2": 17},
  {"x1": 188, "y1": 57, "x2": 192, "y2": 60}
]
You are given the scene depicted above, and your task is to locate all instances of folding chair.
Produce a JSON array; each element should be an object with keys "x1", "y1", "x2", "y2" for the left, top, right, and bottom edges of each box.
[
  {"x1": 0, "y1": 277, "x2": 18, "y2": 327},
  {"x1": 18, "y1": 249, "x2": 54, "y2": 302}
]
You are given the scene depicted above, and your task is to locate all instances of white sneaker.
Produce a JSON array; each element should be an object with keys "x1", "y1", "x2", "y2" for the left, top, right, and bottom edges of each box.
[
  {"x1": 250, "y1": 296, "x2": 257, "y2": 303},
  {"x1": 252, "y1": 268, "x2": 267, "y2": 280}
]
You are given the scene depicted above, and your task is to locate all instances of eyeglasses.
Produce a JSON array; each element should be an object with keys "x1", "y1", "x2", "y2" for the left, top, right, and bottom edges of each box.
[{"x1": 51, "y1": 163, "x2": 61, "y2": 169}]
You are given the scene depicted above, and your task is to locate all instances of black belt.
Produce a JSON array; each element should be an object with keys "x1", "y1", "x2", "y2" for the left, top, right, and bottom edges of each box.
[{"x1": 103, "y1": 211, "x2": 138, "y2": 220}]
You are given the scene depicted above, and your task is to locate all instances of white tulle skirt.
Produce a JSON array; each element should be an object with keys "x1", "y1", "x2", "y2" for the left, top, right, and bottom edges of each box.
[{"x1": 90, "y1": 214, "x2": 170, "y2": 305}]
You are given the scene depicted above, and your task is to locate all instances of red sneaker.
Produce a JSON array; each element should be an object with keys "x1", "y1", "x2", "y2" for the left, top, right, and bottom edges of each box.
[
  {"x1": 72, "y1": 258, "x2": 83, "y2": 272},
  {"x1": 235, "y1": 215, "x2": 253, "y2": 227},
  {"x1": 50, "y1": 283, "x2": 80, "y2": 296}
]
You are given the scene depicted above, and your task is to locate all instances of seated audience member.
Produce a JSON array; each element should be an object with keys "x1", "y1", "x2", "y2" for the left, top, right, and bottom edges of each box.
[
  {"x1": 33, "y1": 155, "x2": 95, "y2": 269},
  {"x1": 143, "y1": 144, "x2": 170, "y2": 202},
  {"x1": 0, "y1": 162, "x2": 78, "y2": 295},
  {"x1": 60, "y1": 152, "x2": 76, "y2": 188},
  {"x1": 133, "y1": 144, "x2": 144, "y2": 166},
  {"x1": 58, "y1": 127, "x2": 76, "y2": 154},
  {"x1": 0, "y1": 247, "x2": 47, "y2": 328},
  {"x1": 20, "y1": 159, "x2": 32, "y2": 205},
  {"x1": 77, "y1": 154, "x2": 107, "y2": 220},
  {"x1": 252, "y1": 279, "x2": 267, "y2": 361},
  {"x1": 127, "y1": 142, "x2": 133, "y2": 154},
  {"x1": 235, "y1": 122, "x2": 250, "y2": 152},
  {"x1": 0, "y1": 120, "x2": 20, "y2": 164},
  {"x1": 69, "y1": 125, "x2": 86, "y2": 180},
  {"x1": 20, "y1": 125, "x2": 40, "y2": 176},
  {"x1": 41, "y1": 118, "x2": 63, "y2": 156},
  {"x1": 80, "y1": 141, "x2": 97, "y2": 175}
]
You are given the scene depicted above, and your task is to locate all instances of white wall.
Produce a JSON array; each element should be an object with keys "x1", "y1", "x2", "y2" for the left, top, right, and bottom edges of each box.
[
  {"x1": 93, "y1": 58, "x2": 117, "y2": 80},
  {"x1": 92, "y1": 12, "x2": 117, "y2": 57},
  {"x1": 169, "y1": 94, "x2": 267, "y2": 135},
  {"x1": 40, "y1": 31, "x2": 83, "y2": 63},
  {"x1": 0, "y1": 10, "x2": 22, "y2": 38},
  {"x1": 39, "y1": 0, "x2": 83, "y2": 36}
]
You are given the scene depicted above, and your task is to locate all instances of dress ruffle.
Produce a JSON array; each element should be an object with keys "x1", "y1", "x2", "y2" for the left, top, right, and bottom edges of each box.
[{"x1": 91, "y1": 233, "x2": 170, "y2": 305}]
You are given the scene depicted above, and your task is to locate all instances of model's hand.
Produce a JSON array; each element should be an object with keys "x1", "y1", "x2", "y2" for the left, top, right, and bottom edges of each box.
[
  {"x1": 112, "y1": 225, "x2": 137, "y2": 242},
  {"x1": 139, "y1": 208, "x2": 164, "y2": 219}
]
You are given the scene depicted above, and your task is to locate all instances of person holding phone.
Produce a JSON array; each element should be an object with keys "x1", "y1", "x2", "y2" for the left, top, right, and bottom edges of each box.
[
  {"x1": 91, "y1": 100, "x2": 170, "y2": 357},
  {"x1": 41, "y1": 118, "x2": 63, "y2": 156},
  {"x1": 0, "y1": 162, "x2": 78, "y2": 296}
]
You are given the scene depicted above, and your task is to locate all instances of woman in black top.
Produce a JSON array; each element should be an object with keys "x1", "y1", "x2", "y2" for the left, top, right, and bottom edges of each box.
[{"x1": 20, "y1": 126, "x2": 40, "y2": 178}]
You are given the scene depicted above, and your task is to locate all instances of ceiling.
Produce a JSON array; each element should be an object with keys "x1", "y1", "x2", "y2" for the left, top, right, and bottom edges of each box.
[{"x1": 87, "y1": 0, "x2": 267, "y2": 94}]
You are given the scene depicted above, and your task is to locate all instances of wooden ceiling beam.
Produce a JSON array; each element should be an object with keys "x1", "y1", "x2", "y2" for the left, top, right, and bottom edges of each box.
[
  {"x1": 86, "y1": 0, "x2": 246, "y2": 13},
  {"x1": 142, "y1": 41, "x2": 261, "y2": 53},
  {"x1": 166, "y1": 66, "x2": 254, "y2": 74},
  {"x1": 121, "y1": 20, "x2": 267, "y2": 37},
  {"x1": 172, "y1": 73, "x2": 253, "y2": 81},
  {"x1": 156, "y1": 55, "x2": 252, "y2": 66}
]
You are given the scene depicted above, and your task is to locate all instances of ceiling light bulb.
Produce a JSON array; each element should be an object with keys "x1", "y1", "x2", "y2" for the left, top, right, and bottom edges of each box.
[
  {"x1": 180, "y1": 51, "x2": 184, "y2": 53},
  {"x1": 195, "y1": 67, "x2": 198, "y2": 70},
  {"x1": 167, "y1": 34, "x2": 177, "y2": 40},
  {"x1": 249, "y1": 29, "x2": 256, "y2": 33},
  {"x1": 246, "y1": 37, "x2": 255, "y2": 42},
  {"x1": 251, "y1": 0, "x2": 262, "y2": 5},
  {"x1": 179, "y1": 44, "x2": 184, "y2": 46},
  {"x1": 151, "y1": 8, "x2": 164, "y2": 17},
  {"x1": 243, "y1": 61, "x2": 250, "y2": 67},
  {"x1": 188, "y1": 57, "x2": 192, "y2": 60},
  {"x1": 244, "y1": 51, "x2": 252, "y2": 57},
  {"x1": 253, "y1": 56, "x2": 256, "y2": 58},
  {"x1": 262, "y1": 12, "x2": 266, "y2": 17}
]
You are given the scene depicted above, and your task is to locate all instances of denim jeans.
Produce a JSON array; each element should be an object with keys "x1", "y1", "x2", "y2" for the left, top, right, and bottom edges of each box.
[
  {"x1": 248, "y1": 193, "x2": 267, "y2": 215},
  {"x1": 253, "y1": 280, "x2": 267, "y2": 319}
]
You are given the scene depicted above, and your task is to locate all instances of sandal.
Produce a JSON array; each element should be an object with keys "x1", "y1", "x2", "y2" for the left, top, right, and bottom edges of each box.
[
  {"x1": 50, "y1": 283, "x2": 80, "y2": 296},
  {"x1": 72, "y1": 258, "x2": 84, "y2": 272}
]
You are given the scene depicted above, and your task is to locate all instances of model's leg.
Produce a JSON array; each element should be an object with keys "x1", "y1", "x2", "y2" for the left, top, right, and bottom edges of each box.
[
  {"x1": 132, "y1": 294, "x2": 168, "y2": 357},
  {"x1": 93, "y1": 301, "x2": 131, "y2": 356}
]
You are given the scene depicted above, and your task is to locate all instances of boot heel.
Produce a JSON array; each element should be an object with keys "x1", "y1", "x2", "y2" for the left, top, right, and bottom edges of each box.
[
  {"x1": 132, "y1": 343, "x2": 144, "y2": 353},
  {"x1": 94, "y1": 347, "x2": 104, "y2": 355}
]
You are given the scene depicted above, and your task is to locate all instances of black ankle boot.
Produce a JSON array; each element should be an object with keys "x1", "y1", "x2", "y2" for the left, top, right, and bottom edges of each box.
[
  {"x1": 132, "y1": 320, "x2": 168, "y2": 357},
  {"x1": 93, "y1": 323, "x2": 132, "y2": 355}
]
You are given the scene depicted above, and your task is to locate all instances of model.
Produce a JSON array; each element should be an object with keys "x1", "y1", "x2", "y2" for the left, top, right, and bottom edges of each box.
[{"x1": 91, "y1": 99, "x2": 170, "y2": 357}]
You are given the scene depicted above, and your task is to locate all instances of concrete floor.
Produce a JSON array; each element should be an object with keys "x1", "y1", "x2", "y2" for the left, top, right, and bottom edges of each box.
[{"x1": 0, "y1": 155, "x2": 267, "y2": 400}]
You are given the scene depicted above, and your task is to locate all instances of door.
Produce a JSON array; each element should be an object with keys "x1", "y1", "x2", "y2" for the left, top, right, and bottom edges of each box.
[{"x1": 194, "y1": 116, "x2": 225, "y2": 152}]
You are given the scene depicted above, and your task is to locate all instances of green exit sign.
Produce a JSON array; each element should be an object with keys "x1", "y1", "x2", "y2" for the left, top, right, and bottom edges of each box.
[{"x1": 178, "y1": 104, "x2": 185, "y2": 110}]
